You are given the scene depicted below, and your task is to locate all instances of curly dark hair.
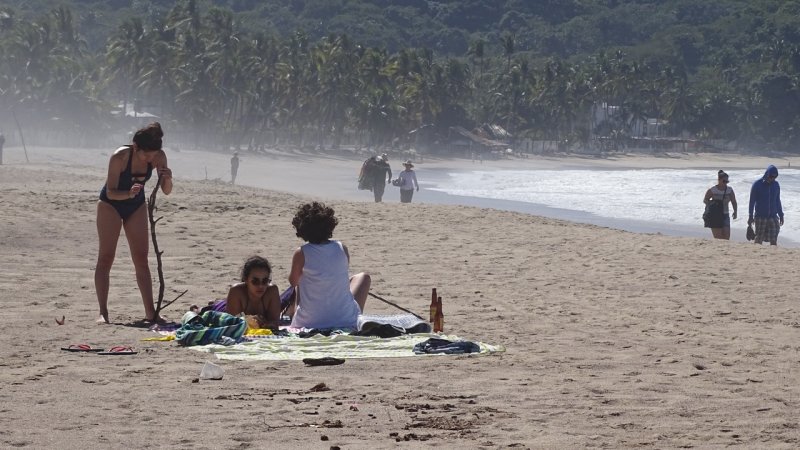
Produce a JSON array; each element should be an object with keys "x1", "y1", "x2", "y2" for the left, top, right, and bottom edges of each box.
[
  {"x1": 292, "y1": 202, "x2": 338, "y2": 244},
  {"x1": 240, "y1": 255, "x2": 272, "y2": 282},
  {"x1": 132, "y1": 122, "x2": 164, "y2": 152}
]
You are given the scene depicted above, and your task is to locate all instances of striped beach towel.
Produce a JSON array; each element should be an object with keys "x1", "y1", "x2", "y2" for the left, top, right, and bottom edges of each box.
[
  {"x1": 176, "y1": 311, "x2": 247, "y2": 347},
  {"x1": 191, "y1": 333, "x2": 505, "y2": 360}
]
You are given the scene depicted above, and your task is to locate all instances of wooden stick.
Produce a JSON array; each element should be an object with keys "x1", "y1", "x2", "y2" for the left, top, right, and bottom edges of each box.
[
  {"x1": 367, "y1": 292, "x2": 424, "y2": 320},
  {"x1": 147, "y1": 177, "x2": 166, "y2": 315},
  {"x1": 160, "y1": 289, "x2": 189, "y2": 311},
  {"x1": 11, "y1": 109, "x2": 29, "y2": 163}
]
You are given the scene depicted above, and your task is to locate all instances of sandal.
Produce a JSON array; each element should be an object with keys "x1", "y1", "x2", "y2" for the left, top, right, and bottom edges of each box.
[
  {"x1": 97, "y1": 346, "x2": 138, "y2": 355},
  {"x1": 302, "y1": 357, "x2": 345, "y2": 366},
  {"x1": 61, "y1": 344, "x2": 104, "y2": 353}
]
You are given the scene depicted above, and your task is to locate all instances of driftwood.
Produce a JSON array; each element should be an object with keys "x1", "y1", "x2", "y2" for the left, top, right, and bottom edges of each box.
[
  {"x1": 147, "y1": 177, "x2": 187, "y2": 316},
  {"x1": 367, "y1": 292, "x2": 424, "y2": 320},
  {"x1": 10, "y1": 109, "x2": 29, "y2": 163}
]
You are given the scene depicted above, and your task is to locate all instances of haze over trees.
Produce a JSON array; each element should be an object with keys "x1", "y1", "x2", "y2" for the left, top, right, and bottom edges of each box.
[{"x1": 1, "y1": 0, "x2": 799, "y2": 152}]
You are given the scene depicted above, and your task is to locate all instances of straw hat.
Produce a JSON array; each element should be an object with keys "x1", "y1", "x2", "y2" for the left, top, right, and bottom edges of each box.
[{"x1": 403, "y1": 160, "x2": 414, "y2": 168}]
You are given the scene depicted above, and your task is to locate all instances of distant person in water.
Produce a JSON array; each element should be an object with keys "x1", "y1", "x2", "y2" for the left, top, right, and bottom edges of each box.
[
  {"x1": 748, "y1": 165, "x2": 784, "y2": 246},
  {"x1": 230, "y1": 151, "x2": 240, "y2": 184},
  {"x1": 397, "y1": 160, "x2": 419, "y2": 203},
  {"x1": 289, "y1": 202, "x2": 371, "y2": 329},
  {"x1": 372, "y1": 153, "x2": 392, "y2": 202},
  {"x1": 226, "y1": 256, "x2": 281, "y2": 329},
  {"x1": 703, "y1": 170, "x2": 737, "y2": 240},
  {"x1": 0, "y1": 132, "x2": 5, "y2": 165},
  {"x1": 95, "y1": 122, "x2": 173, "y2": 324}
]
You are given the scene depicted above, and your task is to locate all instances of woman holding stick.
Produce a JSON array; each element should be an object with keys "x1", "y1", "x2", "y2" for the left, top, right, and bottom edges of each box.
[{"x1": 95, "y1": 122, "x2": 173, "y2": 323}]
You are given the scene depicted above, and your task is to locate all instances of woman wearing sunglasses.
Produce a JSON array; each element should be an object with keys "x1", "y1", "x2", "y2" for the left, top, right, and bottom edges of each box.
[
  {"x1": 703, "y1": 170, "x2": 738, "y2": 240},
  {"x1": 226, "y1": 256, "x2": 281, "y2": 329}
]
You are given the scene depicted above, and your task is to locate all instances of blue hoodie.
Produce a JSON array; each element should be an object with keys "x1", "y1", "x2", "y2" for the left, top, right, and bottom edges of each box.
[{"x1": 749, "y1": 165, "x2": 783, "y2": 220}]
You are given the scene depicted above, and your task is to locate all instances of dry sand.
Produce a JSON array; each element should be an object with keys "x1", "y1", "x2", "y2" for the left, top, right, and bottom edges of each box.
[{"x1": 1, "y1": 146, "x2": 800, "y2": 448}]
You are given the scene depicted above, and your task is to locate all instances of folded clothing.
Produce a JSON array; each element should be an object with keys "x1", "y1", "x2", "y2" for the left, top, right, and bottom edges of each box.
[
  {"x1": 176, "y1": 311, "x2": 247, "y2": 347},
  {"x1": 412, "y1": 337, "x2": 481, "y2": 355}
]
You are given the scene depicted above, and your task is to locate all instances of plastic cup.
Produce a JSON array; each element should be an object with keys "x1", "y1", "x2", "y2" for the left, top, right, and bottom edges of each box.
[{"x1": 200, "y1": 361, "x2": 224, "y2": 380}]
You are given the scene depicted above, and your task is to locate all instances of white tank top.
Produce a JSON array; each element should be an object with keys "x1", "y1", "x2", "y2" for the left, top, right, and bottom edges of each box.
[
  {"x1": 291, "y1": 240, "x2": 361, "y2": 329},
  {"x1": 710, "y1": 185, "x2": 733, "y2": 214}
]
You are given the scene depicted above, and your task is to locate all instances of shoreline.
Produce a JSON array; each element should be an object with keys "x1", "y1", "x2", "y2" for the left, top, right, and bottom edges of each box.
[{"x1": 3, "y1": 145, "x2": 796, "y2": 246}]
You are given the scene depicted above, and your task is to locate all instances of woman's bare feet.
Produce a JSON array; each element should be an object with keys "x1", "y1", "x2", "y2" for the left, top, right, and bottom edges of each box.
[{"x1": 144, "y1": 315, "x2": 169, "y2": 325}]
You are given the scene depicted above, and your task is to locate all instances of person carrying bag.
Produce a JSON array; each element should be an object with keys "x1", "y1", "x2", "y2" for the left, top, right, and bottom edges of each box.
[{"x1": 703, "y1": 191, "x2": 727, "y2": 228}]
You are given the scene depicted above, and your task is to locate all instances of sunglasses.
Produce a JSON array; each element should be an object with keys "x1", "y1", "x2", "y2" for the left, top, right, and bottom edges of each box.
[
  {"x1": 249, "y1": 277, "x2": 271, "y2": 286},
  {"x1": 721, "y1": 179, "x2": 729, "y2": 183}
]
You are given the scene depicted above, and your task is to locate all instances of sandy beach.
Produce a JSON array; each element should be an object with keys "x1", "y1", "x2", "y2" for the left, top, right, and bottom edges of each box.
[{"x1": 2, "y1": 145, "x2": 800, "y2": 448}]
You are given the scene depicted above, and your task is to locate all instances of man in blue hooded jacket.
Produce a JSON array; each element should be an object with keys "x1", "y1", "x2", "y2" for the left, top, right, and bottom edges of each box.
[{"x1": 748, "y1": 164, "x2": 784, "y2": 245}]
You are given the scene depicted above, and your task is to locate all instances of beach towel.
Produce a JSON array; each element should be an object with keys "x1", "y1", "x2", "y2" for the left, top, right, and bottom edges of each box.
[
  {"x1": 356, "y1": 313, "x2": 431, "y2": 334},
  {"x1": 189, "y1": 332, "x2": 504, "y2": 361},
  {"x1": 350, "y1": 313, "x2": 432, "y2": 337},
  {"x1": 176, "y1": 310, "x2": 247, "y2": 346}
]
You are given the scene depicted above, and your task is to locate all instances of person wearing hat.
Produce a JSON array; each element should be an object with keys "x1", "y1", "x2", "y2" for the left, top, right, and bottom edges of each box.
[
  {"x1": 371, "y1": 153, "x2": 392, "y2": 202},
  {"x1": 748, "y1": 164, "x2": 784, "y2": 245},
  {"x1": 396, "y1": 160, "x2": 419, "y2": 203},
  {"x1": 230, "y1": 151, "x2": 240, "y2": 184}
]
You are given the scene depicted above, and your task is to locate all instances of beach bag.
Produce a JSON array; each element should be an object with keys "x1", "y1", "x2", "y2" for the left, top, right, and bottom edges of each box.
[
  {"x1": 703, "y1": 202, "x2": 725, "y2": 228},
  {"x1": 176, "y1": 310, "x2": 246, "y2": 346},
  {"x1": 703, "y1": 188, "x2": 727, "y2": 228},
  {"x1": 391, "y1": 178, "x2": 403, "y2": 187},
  {"x1": 358, "y1": 158, "x2": 375, "y2": 191},
  {"x1": 746, "y1": 224, "x2": 756, "y2": 241}
]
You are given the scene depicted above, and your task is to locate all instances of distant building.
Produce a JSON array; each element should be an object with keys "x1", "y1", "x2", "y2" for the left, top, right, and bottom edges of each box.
[{"x1": 446, "y1": 126, "x2": 509, "y2": 156}]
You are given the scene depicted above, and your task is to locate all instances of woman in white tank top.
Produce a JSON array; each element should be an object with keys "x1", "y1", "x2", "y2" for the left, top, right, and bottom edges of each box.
[
  {"x1": 289, "y1": 202, "x2": 371, "y2": 329},
  {"x1": 702, "y1": 170, "x2": 738, "y2": 240}
]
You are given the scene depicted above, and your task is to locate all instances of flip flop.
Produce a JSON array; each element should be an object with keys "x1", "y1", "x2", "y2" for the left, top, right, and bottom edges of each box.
[
  {"x1": 97, "y1": 346, "x2": 138, "y2": 356},
  {"x1": 61, "y1": 344, "x2": 104, "y2": 353},
  {"x1": 302, "y1": 357, "x2": 345, "y2": 366}
]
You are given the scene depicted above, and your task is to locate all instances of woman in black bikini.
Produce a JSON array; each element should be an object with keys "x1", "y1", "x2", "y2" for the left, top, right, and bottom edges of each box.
[
  {"x1": 95, "y1": 122, "x2": 173, "y2": 323},
  {"x1": 225, "y1": 256, "x2": 281, "y2": 329}
]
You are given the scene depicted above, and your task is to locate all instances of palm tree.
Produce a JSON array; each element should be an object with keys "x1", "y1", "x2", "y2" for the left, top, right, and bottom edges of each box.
[
  {"x1": 501, "y1": 33, "x2": 515, "y2": 73},
  {"x1": 104, "y1": 17, "x2": 149, "y2": 116}
]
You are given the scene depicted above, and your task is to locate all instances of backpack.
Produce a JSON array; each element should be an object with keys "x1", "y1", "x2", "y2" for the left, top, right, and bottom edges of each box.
[{"x1": 358, "y1": 157, "x2": 376, "y2": 191}]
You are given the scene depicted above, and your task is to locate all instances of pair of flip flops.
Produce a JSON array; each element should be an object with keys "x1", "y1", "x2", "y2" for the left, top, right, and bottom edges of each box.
[{"x1": 61, "y1": 344, "x2": 137, "y2": 355}]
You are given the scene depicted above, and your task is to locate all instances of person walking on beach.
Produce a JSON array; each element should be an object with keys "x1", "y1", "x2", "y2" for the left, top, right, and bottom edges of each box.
[
  {"x1": 397, "y1": 160, "x2": 419, "y2": 203},
  {"x1": 0, "y1": 132, "x2": 5, "y2": 165},
  {"x1": 371, "y1": 153, "x2": 392, "y2": 202},
  {"x1": 288, "y1": 202, "x2": 371, "y2": 329},
  {"x1": 703, "y1": 170, "x2": 737, "y2": 240},
  {"x1": 748, "y1": 165, "x2": 784, "y2": 246},
  {"x1": 230, "y1": 151, "x2": 240, "y2": 184},
  {"x1": 95, "y1": 122, "x2": 173, "y2": 324}
]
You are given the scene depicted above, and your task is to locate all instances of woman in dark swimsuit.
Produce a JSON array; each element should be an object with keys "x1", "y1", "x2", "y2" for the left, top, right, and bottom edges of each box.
[
  {"x1": 225, "y1": 256, "x2": 281, "y2": 329},
  {"x1": 95, "y1": 122, "x2": 173, "y2": 324}
]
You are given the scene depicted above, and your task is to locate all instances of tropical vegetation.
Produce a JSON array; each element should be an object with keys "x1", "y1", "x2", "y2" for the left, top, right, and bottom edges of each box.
[{"x1": 1, "y1": 0, "x2": 799, "y2": 152}]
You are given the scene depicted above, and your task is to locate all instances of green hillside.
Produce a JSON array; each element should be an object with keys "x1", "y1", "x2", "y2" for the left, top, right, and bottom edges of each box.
[{"x1": 1, "y1": 0, "x2": 799, "y2": 151}]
